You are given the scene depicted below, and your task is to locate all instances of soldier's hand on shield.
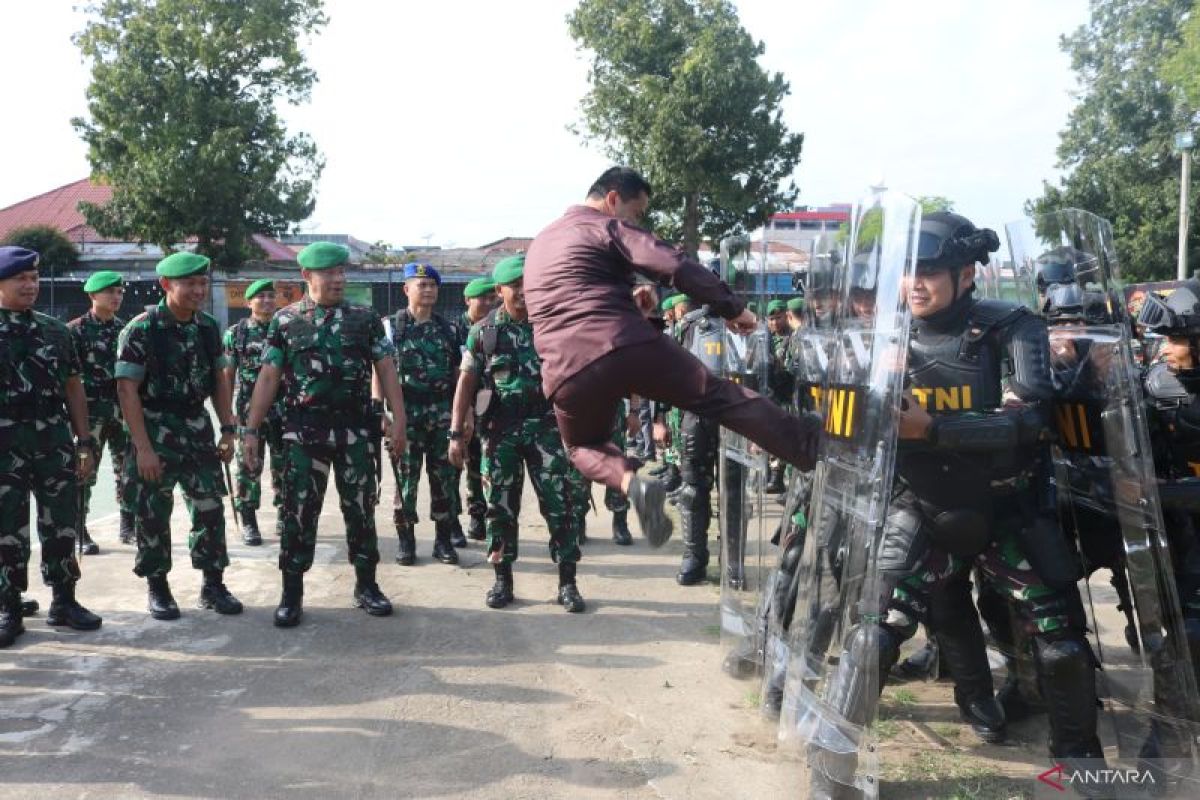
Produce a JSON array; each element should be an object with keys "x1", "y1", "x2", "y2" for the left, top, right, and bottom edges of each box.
[
  {"x1": 217, "y1": 432, "x2": 236, "y2": 464},
  {"x1": 725, "y1": 309, "x2": 757, "y2": 335},
  {"x1": 389, "y1": 424, "x2": 406, "y2": 459},
  {"x1": 242, "y1": 432, "x2": 260, "y2": 472},
  {"x1": 448, "y1": 438, "x2": 466, "y2": 469},
  {"x1": 136, "y1": 444, "x2": 165, "y2": 483},
  {"x1": 897, "y1": 391, "x2": 933, "y2": 440}
]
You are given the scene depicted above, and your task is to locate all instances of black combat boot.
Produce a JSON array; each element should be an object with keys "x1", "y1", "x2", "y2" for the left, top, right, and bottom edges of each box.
[
  {"x1": 432, "y1": 520, "x2": 459, "y2": 564},
  {"x1": 611, "y1": 509, "x2": 633, "y2": 546},
  {"x1": 241, "y1": 507, "x2": 262, "y2": 546},
  {"x1": 0, "y1": 590, "x2": 24, "y2": 648},
  {"x1": 146, "y1": 575, "x2": 181, "y2": 620},
  {"x1": 676, "y1": 487, "x2": 709, "y2": 585},
  {"x1": 628, "y1": 475, "x2": 673, "y2": 548},
  {"x1": 660, "y1": 464, "x2": 682, "y2": 494},
  {"x1": 79, "y1": 524, "x2": 99, "y2": 556},
  {"x1": 118, "y1": 511, "x2": 136, "y2": 544},
  {"x1": 46, "y1": 582, "x2": 103, "y2": 630},
  {"x1": 274, "y1": 571, "x2": 304, "y2": 627},
  {"x1": 485, "y1": 562, "x2": 514, "y2": 609},
  {"x1": 448, "y1": 518, "x2": 468, "y2": 549},
  {"x1": 1035, "y1": 635, "x2": 1104, "y2": 762},
  {"x1": 20, "y1": 595, "x2": 39, "y2": 616},
  {"x1": 353, "y1": 565, "x2": 393, "y2": 617},
  {"x1": 890, "y1": 637, "x2": 941, "y2": 682},
  {"x1": 395, "y1": 512, "x2": 416, "y2": 566},
  {"x1": 199, "y1": 569, "x2": 244, "y2": 615},
  {"x1": 467, "y1": 514, "x2": 486, "y2": 541},
  {"x1": 557, "y1": 561, "x2": 586, "y2": 613}
]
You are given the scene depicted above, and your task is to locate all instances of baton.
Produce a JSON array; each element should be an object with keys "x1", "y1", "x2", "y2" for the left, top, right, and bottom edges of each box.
[
  {"x1": 221, "y1": 457, "x2": 240, "y2": 534},
  {"x1": 76, "y1": 484, "x2": 84, "y2": 564}
]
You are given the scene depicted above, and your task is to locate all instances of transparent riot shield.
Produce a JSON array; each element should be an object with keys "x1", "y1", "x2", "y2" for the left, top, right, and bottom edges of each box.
[
  {"x1": 778, "y1": 191, "x2": 920, "y2": 798},
  {"x1": 1007, "y1": 209, "x2": 1200, "y2": 780},
  {"x1": 717, "y1": 233, "x2": 774, "y2": 678},
  {"x1": 760, "y1": 232, "x2": 845, "y2": 718}
]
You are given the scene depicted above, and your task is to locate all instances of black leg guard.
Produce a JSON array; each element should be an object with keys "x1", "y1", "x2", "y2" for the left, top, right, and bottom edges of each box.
[
  {"x1": 1034, "y1": 634, "x2": 1103, "y2": 761},
  {"x1": 676, "y1": 484, "x2": 710, "y2": 585},
  {"x1": 394, "y1": 511, "x2": 416, "y2": 566}
]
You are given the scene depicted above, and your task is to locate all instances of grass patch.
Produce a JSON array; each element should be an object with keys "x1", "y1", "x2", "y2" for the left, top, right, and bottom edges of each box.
[
  {"x1": 872, "y1": 719, "x2": 901, "y2": 740},
  {"x1": 930, "y1": 722, "x2": 962, "y2": 740},
  {"x1": 744, "y1": 690, "x2": 761, "y2": 709},
  {"x1": 882, "y1": 751, "x2": 1027, "y2": 800},
  {"x1": 702, "y1": 624, "x2": 721, "y2": 638},
  {"x1": 889, "y1": 688, "x2": 918, "y2": 706}
]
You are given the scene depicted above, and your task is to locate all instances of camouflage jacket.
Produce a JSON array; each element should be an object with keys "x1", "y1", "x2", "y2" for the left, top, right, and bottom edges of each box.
[
  {"x1": 390, "y1": 308, "x2": 459, "y2": 403},
  {"x1": 262, "y1": 296, "x2": 393, "y2": 430},
  {"x1": 223, "y1": 316, "x2": 283, "y2": 420},
  {"x1": 461, "y1": 308, "x2": 548, "y2": 416},
  {"x1": 768, "y1": 331, "x2": 795, "y2": 404},
  {"x1": 68, "y1": 310, "x2": 126, "y2": 420},
  {"x1": 452, "y1": 311, "x2": 473, "y2": 351},
  {"x1": 0, "y1": 308, "x2": 79, "y2": 450}
]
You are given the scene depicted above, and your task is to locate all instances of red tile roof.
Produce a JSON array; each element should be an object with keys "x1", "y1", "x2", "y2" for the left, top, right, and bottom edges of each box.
[{"x1": 0, "y1": 178, "x2": 113, "y2": 243}]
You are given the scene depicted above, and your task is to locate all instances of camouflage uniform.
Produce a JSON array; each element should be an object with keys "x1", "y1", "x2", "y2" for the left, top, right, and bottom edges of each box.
[
  {"x1": 262, "y1": 296, "x2": 393, "y2": 574},
  {"x1": 116, "y1": 301, "x2": 231, "y2": 578},
  {"x1": 223, "y1": 317, "x2": 284, "y2": 515},
  {"x1": 463, "y1": 308, "x2": 579, "y2": 565},
  {"x1": 67, "y1": 310, "x2": 128, "y2": 522},
  {"x1": 390, "y1": 309, "x2": 460, "y2": 529},
  {"x1": 0, "y1": 309, "x2": 83, "y2": 595},
  {"x1": 453, "y1": 310, "x2": 487, "y2": 528}
]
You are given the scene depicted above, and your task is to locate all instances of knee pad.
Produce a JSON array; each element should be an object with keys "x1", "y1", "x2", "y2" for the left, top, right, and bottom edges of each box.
[
  {"x1": 678, "y1": 483, "x2": 709, "y2": 514},
  {"x1": 1034, "y1": 635, "x2": 1096, "y2": 682}
]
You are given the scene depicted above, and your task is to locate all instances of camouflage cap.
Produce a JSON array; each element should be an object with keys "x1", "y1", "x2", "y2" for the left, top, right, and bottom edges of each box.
[
  {"x1": 463, "y1": 277, "x2": 495, "y2": 298},
  {"x1": 156, "y1": 251, "x2": 210, "y2": 278},
  {"x1": 83, "y1": 270, "x2": 123, "y2": 293},
  {"x1": 492, "y1": 255, "x2": 524, "y2": 286},
  {"x1": 244, "y1": 279, "x2": 274, "y2": 301},
  {"x1": 297, "y1": 241, "x2": 351, "y2": 270}
]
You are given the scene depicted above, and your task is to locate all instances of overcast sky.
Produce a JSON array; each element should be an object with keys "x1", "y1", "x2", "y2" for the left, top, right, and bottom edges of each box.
[{"x1": 0, "y1": 0, "x2": 1089, "y2": 249}]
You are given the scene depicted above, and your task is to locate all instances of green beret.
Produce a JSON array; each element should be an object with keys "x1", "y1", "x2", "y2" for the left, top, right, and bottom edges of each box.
[
  {"x1": 83, "y1": 270, "x2": 123, "y2": 293},
  {"x1": 245, "y1": 279, "x2": 274, "y2": 301},
  {"x1": 492, "y1": 255, "x2": 524, "y2": 286},
  {"x1": 787, "y1": 297, "x2": 805, "y2": 312},
  {"x1": 659, "y1": 294, "x2": 678, "y2": 311},
  {"x1": 464, "y1": 277, "x2": 495, "y2": 298},
  {"x1": 766, "y1": 299, "x2": 787, "y2": 315},
  {"x1": 671, "y1": 294, "x2": 691, "y2": 309},
  {"x1": 156, "y1": 252, "x2": 210, "y2": 279},
  {"x1": 297, "y1": 241, "x2": 350, "y2": 270}
]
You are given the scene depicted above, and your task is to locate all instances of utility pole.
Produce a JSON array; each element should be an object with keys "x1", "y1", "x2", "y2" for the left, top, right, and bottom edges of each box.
[{"x1": 1176, "y1": 131, "x2": 1195, "y2": 280}]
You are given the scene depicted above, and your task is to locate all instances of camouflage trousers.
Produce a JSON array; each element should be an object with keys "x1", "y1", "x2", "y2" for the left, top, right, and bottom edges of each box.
[
  {"x1": 82, "y1": 414, "x2": 128, "y2": 519},
  {"x1": 663, "y1": 406, "x2": 683, "y2": 467},
  {"x1": 455, "y1": 432, "x2": 486, "y2": 521},
  {"x1": 123, "y1": 452, "x2": 229, "y2": 578},
  {"x1": 392, "y1": 399, "x2": 459, "y2": 526},
  {"x1": 481, "y1": 412, "x2": 580, "y2": 565},
  {"x1": 235, "y1": 414, "x2": 284, "y2": 513},
  {"x1": 0, "y1": 442, "x2": 82, "y2": 594},
  {"x1": 279, "y1": 432, "x2": 380, "y2": 574}
]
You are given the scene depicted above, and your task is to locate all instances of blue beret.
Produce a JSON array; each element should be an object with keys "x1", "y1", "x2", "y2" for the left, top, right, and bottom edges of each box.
[
  {"x1": 0, "y1": 246, "x2": 40, "y2": 280},
  {"x1": 403, "y1": 262, "x2": 441, "y2": 284}
]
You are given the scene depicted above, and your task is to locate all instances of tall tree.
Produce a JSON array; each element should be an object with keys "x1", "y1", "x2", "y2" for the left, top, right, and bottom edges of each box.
[
  {"x1": 73, "y1": 0, "x2": 327, "y2": 269},
  {"x1": 1033, "y1": 0, "x2": 1193, "y2": 281},
  {"x1": 568, "y1": 0, "x2": 803, "y2": 256},
  {"x1": 1, "y1": 225, "x2": 80, "y2": 273}
]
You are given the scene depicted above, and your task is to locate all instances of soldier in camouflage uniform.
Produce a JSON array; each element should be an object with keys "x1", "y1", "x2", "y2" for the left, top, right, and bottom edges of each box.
[
  {"x1": 243, "y1": 242, "x2": 407, "y2": 628},
  {"x1": 763, "y1": 298, "x2": 794, "y2": 494},
  {"x1": 222, "y1": 279, "x2": 284, "y2": 546},
  {"x1": 658, "y1": 295, "x2": 690, "y2": 498},
  {"x1": 453, "y1": 276, "x2": 496, "y2": 542},
  {"x1": 389, "y1": 262, "x2": 463, "y2": 565},
  {"x1": 68, "y1": 270, "x2": 132, "y2": 551},
  {"x1": 116, "y1": 252, "x2": 242, "y2": 621},
  {"x1": 0, "y1": 246, "x2": 103, "y2": 648},
  {"x1": 449, "y1": 255, "x2": 584, "y2": 612}
]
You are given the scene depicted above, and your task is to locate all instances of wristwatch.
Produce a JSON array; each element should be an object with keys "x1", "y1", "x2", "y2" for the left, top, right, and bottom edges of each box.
[
  {"x1": 220, "y1": 424, "x2": 236, "y2": 435},
  {"x1": 238, "y1": 425, "x2": 259, "y2": 437},
  {"x1": 448, "y1": 430, "x2": 464, "y2": 441}
]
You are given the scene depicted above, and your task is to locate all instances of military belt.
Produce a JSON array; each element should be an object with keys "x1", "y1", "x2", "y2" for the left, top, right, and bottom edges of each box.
[
  {"x1": 289, "y1": 407, "x2": 370, "y2": 429},
  {"x1": 141, "y1": 398, "x2": 205, "y2": 416}
]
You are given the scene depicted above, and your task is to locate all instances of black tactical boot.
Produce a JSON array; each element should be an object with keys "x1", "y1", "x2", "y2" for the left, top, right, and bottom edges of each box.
[
  {"x1": 890, "y1": 638, "x2": 940, "y2": 682},
  {"x1": 46, "y1": 582, "x2": 103, "y2": 630},
  {"x1": 353, "y1": 566, "x2": 393, "y2": 617},
  {"x1": 241, "y1": 507, "x2": 262, "y2": 546},
  {"x1": 995, "y1": 661, "x2": 1043, "y2": 722},
  {"x1": 274, "y1": 571, "x2": 304, "y2": 627},
  {"x1": 557, "y1": 561, "x2": 586, "y2": 613},
  {"x1": 118, "y1": 510, "x2": 136, "y2": 544},
  {"x1": 1035, "y1": 636, "x2": 1104, "y2": 761},
  {"x1": 676, "y1": 488, "x2": 709, "y2": 585},
  {"x1": 660, "y1": 464, "x2": 682, "y2": 494},
  {"x1": 20, "y1": 595, "x2": 39, "y2": 616},
  {"x1": 448, "y1": 518, "x2": 468, "y2": 549},
  {"x1": 611, "y1": 509, "x2": 633, "y2": 546},
  {"x1": 395, "y1": 513, "x2": 416, "y2": 566},
  {"x1": 0, "y1": 590, "x2": 24, "y2": 648},
  {"x1": 432, "y1": 521, "x2": 459, "y2": 565},
  {"x1": 485, "y1": 562, "x2": 514, "y2": 609},
  {"x1": 199, "y1": 569, "x2": 244, "y2": 615},
  {"x1": 146, "y1": 575, "x2": 181, "y2": 620},
  {"x1": 79, "y1": 525, "x2": 99, "y2": 556},
  {"x1": 628, "y1": 475, "x2": 673, "y2": 548},
  {"x1": 467, "y1": 514, "x2": 486, "y2": 541}
]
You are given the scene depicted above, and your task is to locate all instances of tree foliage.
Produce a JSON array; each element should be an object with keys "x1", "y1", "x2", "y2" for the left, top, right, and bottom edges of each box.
[
  {"x1": 72, "y1": 0, "x2": 327, "y2": 269},
  {"x1": 0, "y1": 225, "x2": 81, "y2": 273},
  {"x1": 1033, "y1": 0, "x2": 1193, "y2": 282},
  {"x1": 568, "y1": 0, "x2": 803, "y2": 256}
]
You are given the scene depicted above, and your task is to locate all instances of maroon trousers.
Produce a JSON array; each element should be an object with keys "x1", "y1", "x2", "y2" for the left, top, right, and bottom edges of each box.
[{"x1": 551, "y1": 335, "x2": 821, "y2": 491}]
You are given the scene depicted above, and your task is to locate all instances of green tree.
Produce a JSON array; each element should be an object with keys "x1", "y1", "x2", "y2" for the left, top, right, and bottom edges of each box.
[
  {"x1": 72, "y1": 0, "x2": 327, "y2": 270},
  {"x1": 1033, "y1": 0, "x2": 1193, "y2": 282},
  {"x1": 0, "y1": 225, "x2": 80, "y2": 273},
  {"x1": 568, "y1": 0, "x2": 803, "y2": 257}
]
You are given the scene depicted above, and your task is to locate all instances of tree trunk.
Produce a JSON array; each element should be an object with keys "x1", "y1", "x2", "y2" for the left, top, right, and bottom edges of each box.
[{"x1": 682, "y1": 191, "x2": 701, "y2": 259}]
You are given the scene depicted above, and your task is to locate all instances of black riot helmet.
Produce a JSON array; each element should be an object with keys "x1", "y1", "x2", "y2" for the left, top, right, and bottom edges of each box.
[
  {"x1": 1042, "y1": 283, "x2": 1110, "y2": 325},
  {"x1": 916, "y1": 212, "x2": 1001, "y2": 273},
  {"x1": 1137, "y1": 280, "x2": 1200, "y2": 337},
  {"x1": 1035, "y1": 246, "x2": 1093, "y2": 295}
]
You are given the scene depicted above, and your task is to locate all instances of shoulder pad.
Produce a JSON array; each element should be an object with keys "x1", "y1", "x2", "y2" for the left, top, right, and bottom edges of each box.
[
  {"x1": 1146, "y1": 362, "x2": 1189, "y2": 402},
  {"x1": 967, "y1": 299, "x2": 1028, "y2": 329}
]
